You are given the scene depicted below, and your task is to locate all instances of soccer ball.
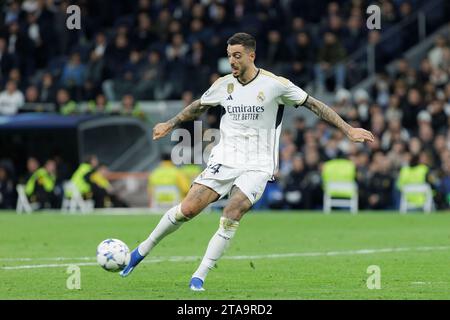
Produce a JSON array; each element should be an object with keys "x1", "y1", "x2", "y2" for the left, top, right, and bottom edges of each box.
[{"x1": 96, "y1": 239, "x2": 131, "y2": 272}]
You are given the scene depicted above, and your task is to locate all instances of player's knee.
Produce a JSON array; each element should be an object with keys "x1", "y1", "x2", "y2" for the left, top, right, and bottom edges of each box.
[{"x1": 180, "y1": 201, "x2": 201, "y2": 219}]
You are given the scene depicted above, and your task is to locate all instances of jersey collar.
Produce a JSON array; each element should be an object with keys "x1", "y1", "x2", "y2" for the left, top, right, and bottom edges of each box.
[{"x1": 235, "y1": 68, "x2": 260, "y2": 86}]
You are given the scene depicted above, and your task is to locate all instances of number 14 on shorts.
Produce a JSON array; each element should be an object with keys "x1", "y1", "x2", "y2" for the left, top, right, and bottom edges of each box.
[{"x1": 207, "y1": 164, "x2": 222, "y2": 174}]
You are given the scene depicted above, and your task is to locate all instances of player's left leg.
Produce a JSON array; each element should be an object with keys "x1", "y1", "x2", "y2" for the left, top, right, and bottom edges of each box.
[
  {"x1": 190, "y1": 186, "x2": 252, "y2": 291},
  {"x1": 190, "y1": 171, "x2": 271, "y2": 290}
]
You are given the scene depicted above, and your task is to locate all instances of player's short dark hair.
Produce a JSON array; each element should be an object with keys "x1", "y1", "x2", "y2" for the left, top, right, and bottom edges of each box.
[{"x1": 227, "y1": 33, "x2": 256, "y2": 52}]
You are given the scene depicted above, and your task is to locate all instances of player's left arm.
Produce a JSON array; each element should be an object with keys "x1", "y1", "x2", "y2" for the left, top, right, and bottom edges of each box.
[{"x1": 303, "y1": 95, "x2": 374, "y2": 143}]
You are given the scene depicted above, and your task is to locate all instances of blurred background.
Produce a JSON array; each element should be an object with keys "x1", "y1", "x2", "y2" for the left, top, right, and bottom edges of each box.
[{"x1": 0, "y1": 0, "x2": 449, "y2": 212}]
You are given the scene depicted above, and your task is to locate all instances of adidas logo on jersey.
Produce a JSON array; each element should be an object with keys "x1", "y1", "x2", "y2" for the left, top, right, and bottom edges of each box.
[{"x1": 226, "y1": 95, "x2": 233, "y2": 100}]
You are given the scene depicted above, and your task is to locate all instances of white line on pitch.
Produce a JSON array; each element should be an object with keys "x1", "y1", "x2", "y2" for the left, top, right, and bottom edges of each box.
[
  {"x1": 0, "y1": 257, "x2": 94, "y2": 262},
  {"x1": 1, "y1": 245, "x2": 449, "y2": 270}
]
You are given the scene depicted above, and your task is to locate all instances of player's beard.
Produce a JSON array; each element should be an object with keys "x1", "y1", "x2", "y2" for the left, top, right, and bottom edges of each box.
[{"x1": 232, "y1": 64, "x2": 246, "y2": 79}]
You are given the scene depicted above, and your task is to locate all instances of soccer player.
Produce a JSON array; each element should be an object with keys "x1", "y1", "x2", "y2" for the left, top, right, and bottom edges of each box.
[{"x1": 120, "y1": 33, "x2": 374, "y2": 290}]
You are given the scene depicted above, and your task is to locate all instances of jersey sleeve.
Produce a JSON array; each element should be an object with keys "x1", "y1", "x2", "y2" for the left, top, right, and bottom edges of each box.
[
  {"x1": 279, "y1": 79, "x2": 309, "y2": 107},
  {"x1": 200, "y1": 78, "x2": 224, "y2": 106}
]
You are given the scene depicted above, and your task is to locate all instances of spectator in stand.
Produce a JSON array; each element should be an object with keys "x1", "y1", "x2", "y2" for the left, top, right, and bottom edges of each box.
[
  {"x1": 89, "y1": 163, "x2": 128, "y2": 208},
  {"x1": 364, "y1": 152, "x2": 394, "y2": 209},
  {"x1": 7, "y1": 68, "x2": 24, "y2": 91},
  {"x1": 428, "y1": 35, "x2": 448, "y2": 70},
  {"x1": 279, "y1": 143, "x2": 296, "y2": 181},
  {"x1": 302, "y1": 147, "x2": 322, "y2": 209},
  {"x1": 0, "y1": 80, "x2": 24, "y2": 115},
  {"x1": 24, "y1": 11, "x2": 48, "y2": 71},
  {"x1": 56, "y1": 88, "x2": 77, "y2": 115},
  {"x1": 438, "y1": 158, "x2": 450, "y2": 209},
  {"x1": 0, "y1": 37, "x2": 14, "y2": 87},
  {"x1": 353, "y1": 89, "x2": 370, "y2": 127},
  {"x1": 433, "y1": 134, "x2": 448, "y2": 168},
  {"x1": 38, "y1": 72, "x2": 57, "y2": 104},
  {"x1": 119, "y1": 94, "x2": 145, "y2": 121},
  {"x1": 105, "y1": 33, "x2": 130, "y2": 81},
  {"x1": 314, "y1": 32, "x2": 346, "y2": 92},
  {"x1": 85, "y1": 32, "x2": 108, "y2": 88},
  {"x1": 342, "y1": 14, "x2": 365, "y2": 54},
  {"x1": 165, "y1": 33, "x2": 189, "y2": 98},
  {"x1": 287, "y1": 32, "x2": 314, "y2": 87},
  {"x1": 5, "y1": 20, "x2": 33, "y2": 78},
  {"x1": 22, "y1": 157, "x2": 40, "y2": 183},
  {"x1": 333, "y1": 88, "x2": 356, "y2": 120},
  {"x1": 186, "y1": 19, "x2": 212, "y2": 46},
  {"x1": 401, "y1": 88, "x2": 424, "y2": 131},
  {"x1": 293, "y1": 116, "x2": 307, "y2": 151},
  {"x1": 283, "y1": 154, "x2": 307, "y2": 209},
  {"x1": 132, "y1": 13, "x2": 157, "y2": 52},
  {"x1": 185, "y1": 41, "x2": 212, "y2": 95},
  {"x1": 3, "y1": 0, "x2": 21, "y2": 26},
  {"x1": 0, "y1": 165, "x2": 15, "y2": 209},
  {"x1": 387, "y1": 141, "x2": 407, "y2": 172},
  {"x1": 23, "y1": 84, "x2": 48, "y2": 111},
  {"x1": 135, "y1": 50, "x2": 165, "y2": 100},
  {"x1": 87, "y1": 93, "x2": 112, "y2": 114},
  {"x1": 418, "y1": 122, "x2": 435, "y2": 147},
  {"x1": 24, "y1": 85, "x2": 39, "y2": 104},
  {"x1": 25, "y1": 159, "x2": 59, "y2": 209},
  {"x1": 427, "y1": 98, "x2": 447, "y2": 132},
  {"x1": 381, "y1": 118, "x2": 409, "y2": 151},
  {"x1": 60, "y1": 52, "x2": 86, "y2": 90},
  {"x1": 113, "y1": 49, "x2": 142, "y2": 99},
  {"x1": 262, "y1": 30, "x2": 289, "y2": 74}
]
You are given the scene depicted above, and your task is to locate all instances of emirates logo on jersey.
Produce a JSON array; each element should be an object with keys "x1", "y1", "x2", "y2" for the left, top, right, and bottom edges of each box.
[
  {"x1": 257, "y1": 91, "x2": 265, "y2": 103},
  {"x1": 226, "y1": 104, "x2": 265, "y2": 121}
]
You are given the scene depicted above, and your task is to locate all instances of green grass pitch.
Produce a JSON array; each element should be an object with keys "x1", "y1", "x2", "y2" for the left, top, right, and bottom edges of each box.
[{"x1": 1, "y1": 210, "x2": 450, "y2": 300}]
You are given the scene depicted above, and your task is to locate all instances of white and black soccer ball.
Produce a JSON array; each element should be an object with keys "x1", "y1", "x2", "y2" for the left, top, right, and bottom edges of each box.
[{"x1": 96, "y1": 239, "x2": 131, "y2": 272}]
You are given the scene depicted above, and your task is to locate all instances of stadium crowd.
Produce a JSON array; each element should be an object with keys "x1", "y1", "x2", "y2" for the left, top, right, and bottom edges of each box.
[
  {"x1": 0, "y1": 0, "x2": 434, "y2": 113},
  {"x1": 0, "y1": 0, "x2": 449, "y2": 210},
  {"x1": 264, "y1": 33, "x2": 450, "y2": 210}
]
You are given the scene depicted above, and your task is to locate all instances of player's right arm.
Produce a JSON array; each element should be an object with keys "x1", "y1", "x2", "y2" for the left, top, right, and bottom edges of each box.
[
  {"x1": 153, "y1": 77, "x2": 225, "y2": 140},
  {"x1": 153, "y1": 99, "x2": 211, "y2": 140}
]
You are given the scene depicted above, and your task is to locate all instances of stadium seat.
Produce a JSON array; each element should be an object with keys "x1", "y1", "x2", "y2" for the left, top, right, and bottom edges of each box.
[
  {"x1": 151, "y1": 185, "x2": 180, "y2": 211},
  {"x1": 322, "y1": 159, "x2": 358, "y2": 214},
  {"x1": 61, "y1": 181, "x2": 94, "y2": 214},
  {"x1": 16, "y1": 185, "x2": 35, "y2": 214},
  {"x1": 399, "y1": 184, "x2": 433, "y2": 214}
]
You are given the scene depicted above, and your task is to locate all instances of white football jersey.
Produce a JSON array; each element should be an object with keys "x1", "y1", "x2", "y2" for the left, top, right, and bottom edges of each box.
[{"x1": 200, "y1": 68, "x2": 309, "y2": 176}]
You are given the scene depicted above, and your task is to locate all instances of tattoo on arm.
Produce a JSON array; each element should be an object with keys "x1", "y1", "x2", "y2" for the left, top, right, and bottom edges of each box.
[
  {"x1": 303, "y1": 95, "x2": 352, "y2": 135},
  {"x1": 167, "y1": 99, "x2": 211, "y2": 127}
]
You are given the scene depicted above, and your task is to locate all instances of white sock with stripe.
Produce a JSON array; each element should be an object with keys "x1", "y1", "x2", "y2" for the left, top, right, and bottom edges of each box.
[
  {"x1": 138, "y1": 204, "x2": 189, "y2": 256},
  {"x1": 192, "y1": 217, "x2": 240, "y2": 281}
]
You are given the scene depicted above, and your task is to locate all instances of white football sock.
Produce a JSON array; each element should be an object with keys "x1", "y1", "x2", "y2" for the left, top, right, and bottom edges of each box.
[
  {"x1": 192, "y1": 217, "x2": 239, "y2": 281},
  {"x1": 138, "y1": 204, "x2": 189, "y2": 256}
]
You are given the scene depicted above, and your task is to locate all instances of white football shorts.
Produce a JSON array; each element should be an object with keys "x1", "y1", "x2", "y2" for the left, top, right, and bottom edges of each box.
[{"x1": 193, "y1": 163, "x2": 272, "y2": 205}]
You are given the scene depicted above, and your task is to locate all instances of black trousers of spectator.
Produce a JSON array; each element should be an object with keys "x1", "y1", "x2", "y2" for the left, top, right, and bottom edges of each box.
[
  {"x1": 30, "y1": 185, "x2": 60, "y2": 209},
  {"x1": 91, "y1": 184, "x2": 128, "y2": 208}
]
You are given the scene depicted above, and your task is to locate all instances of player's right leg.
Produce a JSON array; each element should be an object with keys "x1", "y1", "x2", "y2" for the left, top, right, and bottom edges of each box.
[{"x1": 120, "y1": 183, "x2": 219, "y2": 277}]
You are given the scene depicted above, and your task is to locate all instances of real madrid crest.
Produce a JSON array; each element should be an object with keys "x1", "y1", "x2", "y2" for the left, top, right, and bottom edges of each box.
[
  {"x1": 257, "y1": 91, "x2": 265, "y2": 103},
  {"x1": 227, "y1": 83, "x2": 234, "y2": 94}
]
